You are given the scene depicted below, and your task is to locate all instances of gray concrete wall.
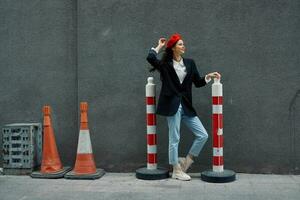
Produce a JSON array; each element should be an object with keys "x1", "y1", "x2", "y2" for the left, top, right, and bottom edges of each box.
[
  {"x1": 1, "y1": 0, "x2": 299, "y2": 174},
  {"x1": 0, "y1": 0, "x2": 78, "y2": 166}
]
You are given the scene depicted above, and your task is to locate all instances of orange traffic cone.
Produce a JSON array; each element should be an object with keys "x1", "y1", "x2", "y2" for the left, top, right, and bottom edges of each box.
[
  {"x1": 31, "y1": 106, "x2": 71, "y2": 178},
  {"x1": 65, "y1": 102, "x2": 105, "y2": 179}
]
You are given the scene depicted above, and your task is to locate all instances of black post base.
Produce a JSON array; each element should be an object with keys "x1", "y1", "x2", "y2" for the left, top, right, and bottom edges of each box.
[
  {"x1": 201, "y1": 169, "x2": 236, "y2": 183},
  {"x1": 136, "y1": 167, "x2": 169, "y2": 180}
]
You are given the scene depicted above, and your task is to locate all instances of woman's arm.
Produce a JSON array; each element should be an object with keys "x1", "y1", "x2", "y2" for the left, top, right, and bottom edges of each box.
[
  {"x1": 192, "y1": 60, "x2": 221, "y2": 87},
  {"x1": 192, "y1": 60, "x2": 208, "y2": 88},
  {"x1": 146, "y1": 38, "x2": 166, "y2": 71}
]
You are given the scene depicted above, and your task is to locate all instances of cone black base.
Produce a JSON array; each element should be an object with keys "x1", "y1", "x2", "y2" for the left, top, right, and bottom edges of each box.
[
  {"x1": 136, "y1": 167, "x2": 169, "y2": 180},
  {"x1": 64, "y1": 168, "x2": 105, "y2": 180},
  {"x1": 31, "y1": 167, "x2": 71, "y2": 179},
  {"x1": 201, "y1": 169, "x2": 236, "y2": 183}
]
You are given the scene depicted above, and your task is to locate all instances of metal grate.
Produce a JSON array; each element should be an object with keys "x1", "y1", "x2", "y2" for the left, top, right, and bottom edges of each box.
[{"x1": 2, "y1": 123, "x2": 42, "y2": 174}]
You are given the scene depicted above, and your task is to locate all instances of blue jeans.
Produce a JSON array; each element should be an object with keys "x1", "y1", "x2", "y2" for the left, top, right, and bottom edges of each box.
[{"x1": 166, "y1": 104, "x2": 208, "y2": 165}]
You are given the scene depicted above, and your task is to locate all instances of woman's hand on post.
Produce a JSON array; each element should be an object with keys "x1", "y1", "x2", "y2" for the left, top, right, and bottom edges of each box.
[{"x1": 207, "y1": 72, "x2": 221, "y2": 79}]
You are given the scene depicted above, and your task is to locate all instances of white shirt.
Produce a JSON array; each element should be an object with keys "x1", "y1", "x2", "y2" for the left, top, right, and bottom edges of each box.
[
  {"x1": 172, "y1": 58, "x2": 187, "y2": 83},
  {"x1": 151, "y1": 47, "x2": 211, "y2": 84}
]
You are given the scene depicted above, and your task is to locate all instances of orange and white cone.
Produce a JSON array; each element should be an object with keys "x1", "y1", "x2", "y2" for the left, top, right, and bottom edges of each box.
[
  {"x1": 65, "y1": 102, "x2": 105, "y2": 179},
  {"x1": 31, "y1": 105, "x2": 71, "y2": 179}
]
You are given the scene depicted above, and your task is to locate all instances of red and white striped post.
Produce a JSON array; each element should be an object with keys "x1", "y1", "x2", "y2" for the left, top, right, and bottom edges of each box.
[
  {"x1": 136, "y1": 77, "x2": 169, "y2": 180},
  {"x1": 201, "y1": 78, "x2": 236, "y2": 183},
  {"x1": 146, "y1": 77, "x2": 157, "y2": 170},
  {"x1": 212, "y1": 78, "x2": 224, "y2": 172}
]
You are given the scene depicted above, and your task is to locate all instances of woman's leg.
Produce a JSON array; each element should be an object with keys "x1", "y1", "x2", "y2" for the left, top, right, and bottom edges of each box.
[
  {"x1": 182, "y1": 115, "x2": 208, "y2": 158},
  {"x1": 166, "y1": 105, "x2": 183, "y2": 165},
  {"x1": 167, "y1": 105, "x2": 192, "y2": 180}
]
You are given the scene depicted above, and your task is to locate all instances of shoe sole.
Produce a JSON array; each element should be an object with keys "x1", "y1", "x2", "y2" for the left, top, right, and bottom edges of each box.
[{"x1": 171, "y1": 175, "x2": 191, "y2": 181}]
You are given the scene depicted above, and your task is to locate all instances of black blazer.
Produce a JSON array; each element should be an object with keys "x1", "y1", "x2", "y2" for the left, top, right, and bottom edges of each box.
[{"x1": 146, "y1": 49, "x2": 207, "y2": 117}]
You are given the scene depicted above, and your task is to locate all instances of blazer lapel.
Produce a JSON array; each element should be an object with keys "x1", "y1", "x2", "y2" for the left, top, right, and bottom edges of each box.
[
  {"x1": 181, "y1": 58, "x2": 191, "y2": 85},
  {"x1": 167, "y1": 60, "x2": 181, "y2": 85}
]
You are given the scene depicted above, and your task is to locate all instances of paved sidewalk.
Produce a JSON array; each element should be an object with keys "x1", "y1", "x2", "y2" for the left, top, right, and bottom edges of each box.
[{"x1": 0, "y1": 173, "x2": 299, "y2": 200}]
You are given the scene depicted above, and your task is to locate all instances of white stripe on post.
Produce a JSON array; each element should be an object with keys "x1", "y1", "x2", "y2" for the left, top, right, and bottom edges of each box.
[
  {"x1": 146, "y1": 77, "x2": 155, "y2": 97},
  {"x1": 212, "y1": 80, "x2": 223, "y2": 96},
  {"x1": 213, "y1": 165, "x2": 224, "y2": 172},
  {"x1": 147, "y1": 125, "x2": 156, "y2": 134},
  {"x1": 213, "y1": 147, "x2": 223, "y2": 156},
  {"x1": 147, "y1": 145, "x2": 157, "y2": 154},
  {"x1": 212, "y1": 105, "x2": 223, "y2": 114},
  {"x1": 146, "y1": 105, "x2": 156, "y2": 114},
  {"x1": 147, "y1": 163, "x2": 157, "y2": 170}
]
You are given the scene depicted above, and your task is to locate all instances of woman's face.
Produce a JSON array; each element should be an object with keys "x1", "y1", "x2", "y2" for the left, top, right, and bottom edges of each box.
[{"x1": 172, "y1": 39, "x2": 185, "y2": 55}]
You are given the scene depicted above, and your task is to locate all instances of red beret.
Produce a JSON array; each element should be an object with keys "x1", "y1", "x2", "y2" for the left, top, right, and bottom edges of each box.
[{"x1": 166, "y1": 33, "x2": 182, "y2": 48}]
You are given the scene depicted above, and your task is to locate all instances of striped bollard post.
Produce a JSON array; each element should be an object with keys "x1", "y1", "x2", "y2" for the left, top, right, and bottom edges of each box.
[
  {"x1": 146, "y1": 77, "x2": 157, "y2": 170},
  {"x1": 212, "y1": 78, "x2": 224, "y2": 172},
  {"x1": 136, "y1": 77, "x2": 169, "y2": 180},
  {"x1": 201, "y1": 78, "x2": 236, "y2": 183}
]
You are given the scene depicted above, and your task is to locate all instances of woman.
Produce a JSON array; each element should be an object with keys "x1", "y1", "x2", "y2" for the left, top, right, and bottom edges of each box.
[{"x1": 146, "y1": 33, "x2": 221, "y2": 181}]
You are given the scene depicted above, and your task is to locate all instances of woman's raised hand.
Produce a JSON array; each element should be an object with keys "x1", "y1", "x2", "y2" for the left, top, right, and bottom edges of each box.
[
  {"x1": 153, "y1": 38, "x2": 166, "y2": 53},
  {"x1": 158, "y1": 38, "x2": 166, "y2": 48}
]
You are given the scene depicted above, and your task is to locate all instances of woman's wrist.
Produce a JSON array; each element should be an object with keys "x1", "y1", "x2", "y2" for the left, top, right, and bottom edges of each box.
[
  {"x1": 154, "y1": 45, "x2": 163, "y2": 53},
  {"x1": 205, "y1": 75, "x2": 212, "y2": 83}
]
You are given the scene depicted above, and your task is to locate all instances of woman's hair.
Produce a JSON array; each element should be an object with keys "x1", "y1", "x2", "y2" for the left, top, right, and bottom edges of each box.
[
  {"x1": 161, "y1": 47, "x2": 173, "y2": 65},
  {"x1": 149, "y1": 44, "x2": 176, "y2": 72}
]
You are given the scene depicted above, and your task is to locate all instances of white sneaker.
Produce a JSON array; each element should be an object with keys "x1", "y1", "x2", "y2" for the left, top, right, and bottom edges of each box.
[
  {"x1": 172, "y1": 168, "x2": 191, "y2": 181},
  {"x1": 178, "y1": 157, "x2": 187, "y2": 172},
  {"x1": 179, "y1": 156, "x2": 194, "y2": 172}
]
